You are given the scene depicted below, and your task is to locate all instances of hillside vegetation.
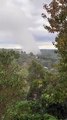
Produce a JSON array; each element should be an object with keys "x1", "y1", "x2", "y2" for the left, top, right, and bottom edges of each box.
[{"x1": 0, "y1": 49, "x2": 67, "y2": 120}]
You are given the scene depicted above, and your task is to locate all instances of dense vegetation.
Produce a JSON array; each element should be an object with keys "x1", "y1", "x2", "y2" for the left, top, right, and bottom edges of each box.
[
  {"x1": 0, "y1": 0, "x2": 67, "y2": 120},
  {"x1": 0, "y1": 48, "x2": 67, "y2": 120}
]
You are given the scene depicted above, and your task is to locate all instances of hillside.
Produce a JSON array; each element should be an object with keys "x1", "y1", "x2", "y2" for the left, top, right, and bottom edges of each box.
[{"x1": 37, "y1": 49, "x2": 59, "y2": 69}]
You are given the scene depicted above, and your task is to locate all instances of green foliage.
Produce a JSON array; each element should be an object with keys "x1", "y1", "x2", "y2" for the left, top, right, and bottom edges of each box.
[
  {"x1": 0, "y1": 49, "x2": 67, "y2": 119},
  {"x1": 0, "y1": 49, "x2": 19, "y2": 65},
  {"x1": 42, "y1": 0, "x2": 67, "y2": 103},
  {"x1": 28, "y1": 60, "x2": 45, "y2": 80},
  {"x1": 43, "y1": 114, "x2": 57, "y2": 120},
  {"x1": 3, "y1": 100, "x2": 58, "y2": 120},
  {"x1": 0, "y1": 49, "x2": 29, "y2": 119},
  {"x1": 27, "y1": 60, "x2": 48, "y2": 100}
]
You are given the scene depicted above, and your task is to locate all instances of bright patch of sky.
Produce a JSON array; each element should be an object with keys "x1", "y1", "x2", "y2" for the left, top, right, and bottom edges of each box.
[{"x1": 0, "y1": 0, "x2": 56, "y2": 53}]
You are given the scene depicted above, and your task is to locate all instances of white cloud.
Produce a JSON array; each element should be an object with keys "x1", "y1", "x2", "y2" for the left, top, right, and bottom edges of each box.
[
  {"x1": 29, "y1": 26, "x2": 45, "y2": 32},
  {"x1": 37, "y1": 42, "x2": 56, "y2": 49},
  {"x1": 0, "y1": 44, "x2": 22, "y2": 49}
]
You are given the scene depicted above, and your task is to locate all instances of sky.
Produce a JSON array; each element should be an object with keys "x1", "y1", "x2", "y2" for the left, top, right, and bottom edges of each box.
[{"x1": 0, "y1": 0, "x2": 56, "y2": 53}]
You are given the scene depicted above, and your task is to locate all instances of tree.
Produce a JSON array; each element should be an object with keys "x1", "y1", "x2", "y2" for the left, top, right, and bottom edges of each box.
[
  {"x1": 42, "y1": 0, "x2": 67, "y2": 118},
  {"x1": 42, "y1": 0, "x2": 67, "y2": 100},
  {"x1": 27, "y1": 60, "x2": 46, "y2": 100},
  {"x1": 42, "y1": 0, "x2": 67, "y2": 70},
  {"x1": 0, "y1": 49, "x2": 28, "y2": 119}
]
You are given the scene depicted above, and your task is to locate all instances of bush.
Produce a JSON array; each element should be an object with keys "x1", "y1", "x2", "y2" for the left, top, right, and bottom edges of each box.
[
  {"x1": 2, "y1": 100, "x2": 58, "y2": 120},
  {"x1": 43, "y1": 114, "x2": 57, "y2": 120}
]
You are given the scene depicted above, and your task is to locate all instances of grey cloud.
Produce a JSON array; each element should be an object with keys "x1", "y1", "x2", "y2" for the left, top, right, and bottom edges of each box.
[
  {"x1": 0, "y1": 0, "x2": 39, "y2": 53},
  {"x1": 0, "y1": 0, "x2": 53, "y2": 53}
]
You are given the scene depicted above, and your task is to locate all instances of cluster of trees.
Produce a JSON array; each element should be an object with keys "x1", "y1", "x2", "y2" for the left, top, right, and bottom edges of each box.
[
  {"x1": 0, "y1": 0, "x2": 67, "y2": 120},
  {"x1": 0, "y1": 49, "x2": 67, "y2": 120},
  {"x1": 0, "y1": 49, "x2": 30, "y2": 119},
  {"x1": 0, "y1": 49, "x2": 55, "y2": 119}
]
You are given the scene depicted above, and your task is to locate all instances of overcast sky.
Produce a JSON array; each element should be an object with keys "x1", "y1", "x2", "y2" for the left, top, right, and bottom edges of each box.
[{"x1": 0, "y1": 0, "x2": 56, "y2": 53}]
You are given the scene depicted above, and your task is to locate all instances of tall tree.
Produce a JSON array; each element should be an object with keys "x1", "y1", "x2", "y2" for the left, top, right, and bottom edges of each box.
[
  {"x1": 42, "y1": 0, "x2": 67, "y2": 71},
  {"x1": 42, "y1": 0, "x2": 67, "y2": 97},
  {"x1": 42, "y1": 0, "x2": 67, "y2": 118}
]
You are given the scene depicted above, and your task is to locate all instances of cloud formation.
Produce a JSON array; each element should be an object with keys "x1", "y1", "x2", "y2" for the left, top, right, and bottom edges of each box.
[
  {"x1": 0, "y1": 0, "x2": 55, "y2": 52},
  {"x1": 0, "y1": 0, "x2": 40, "y2": 53}
]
